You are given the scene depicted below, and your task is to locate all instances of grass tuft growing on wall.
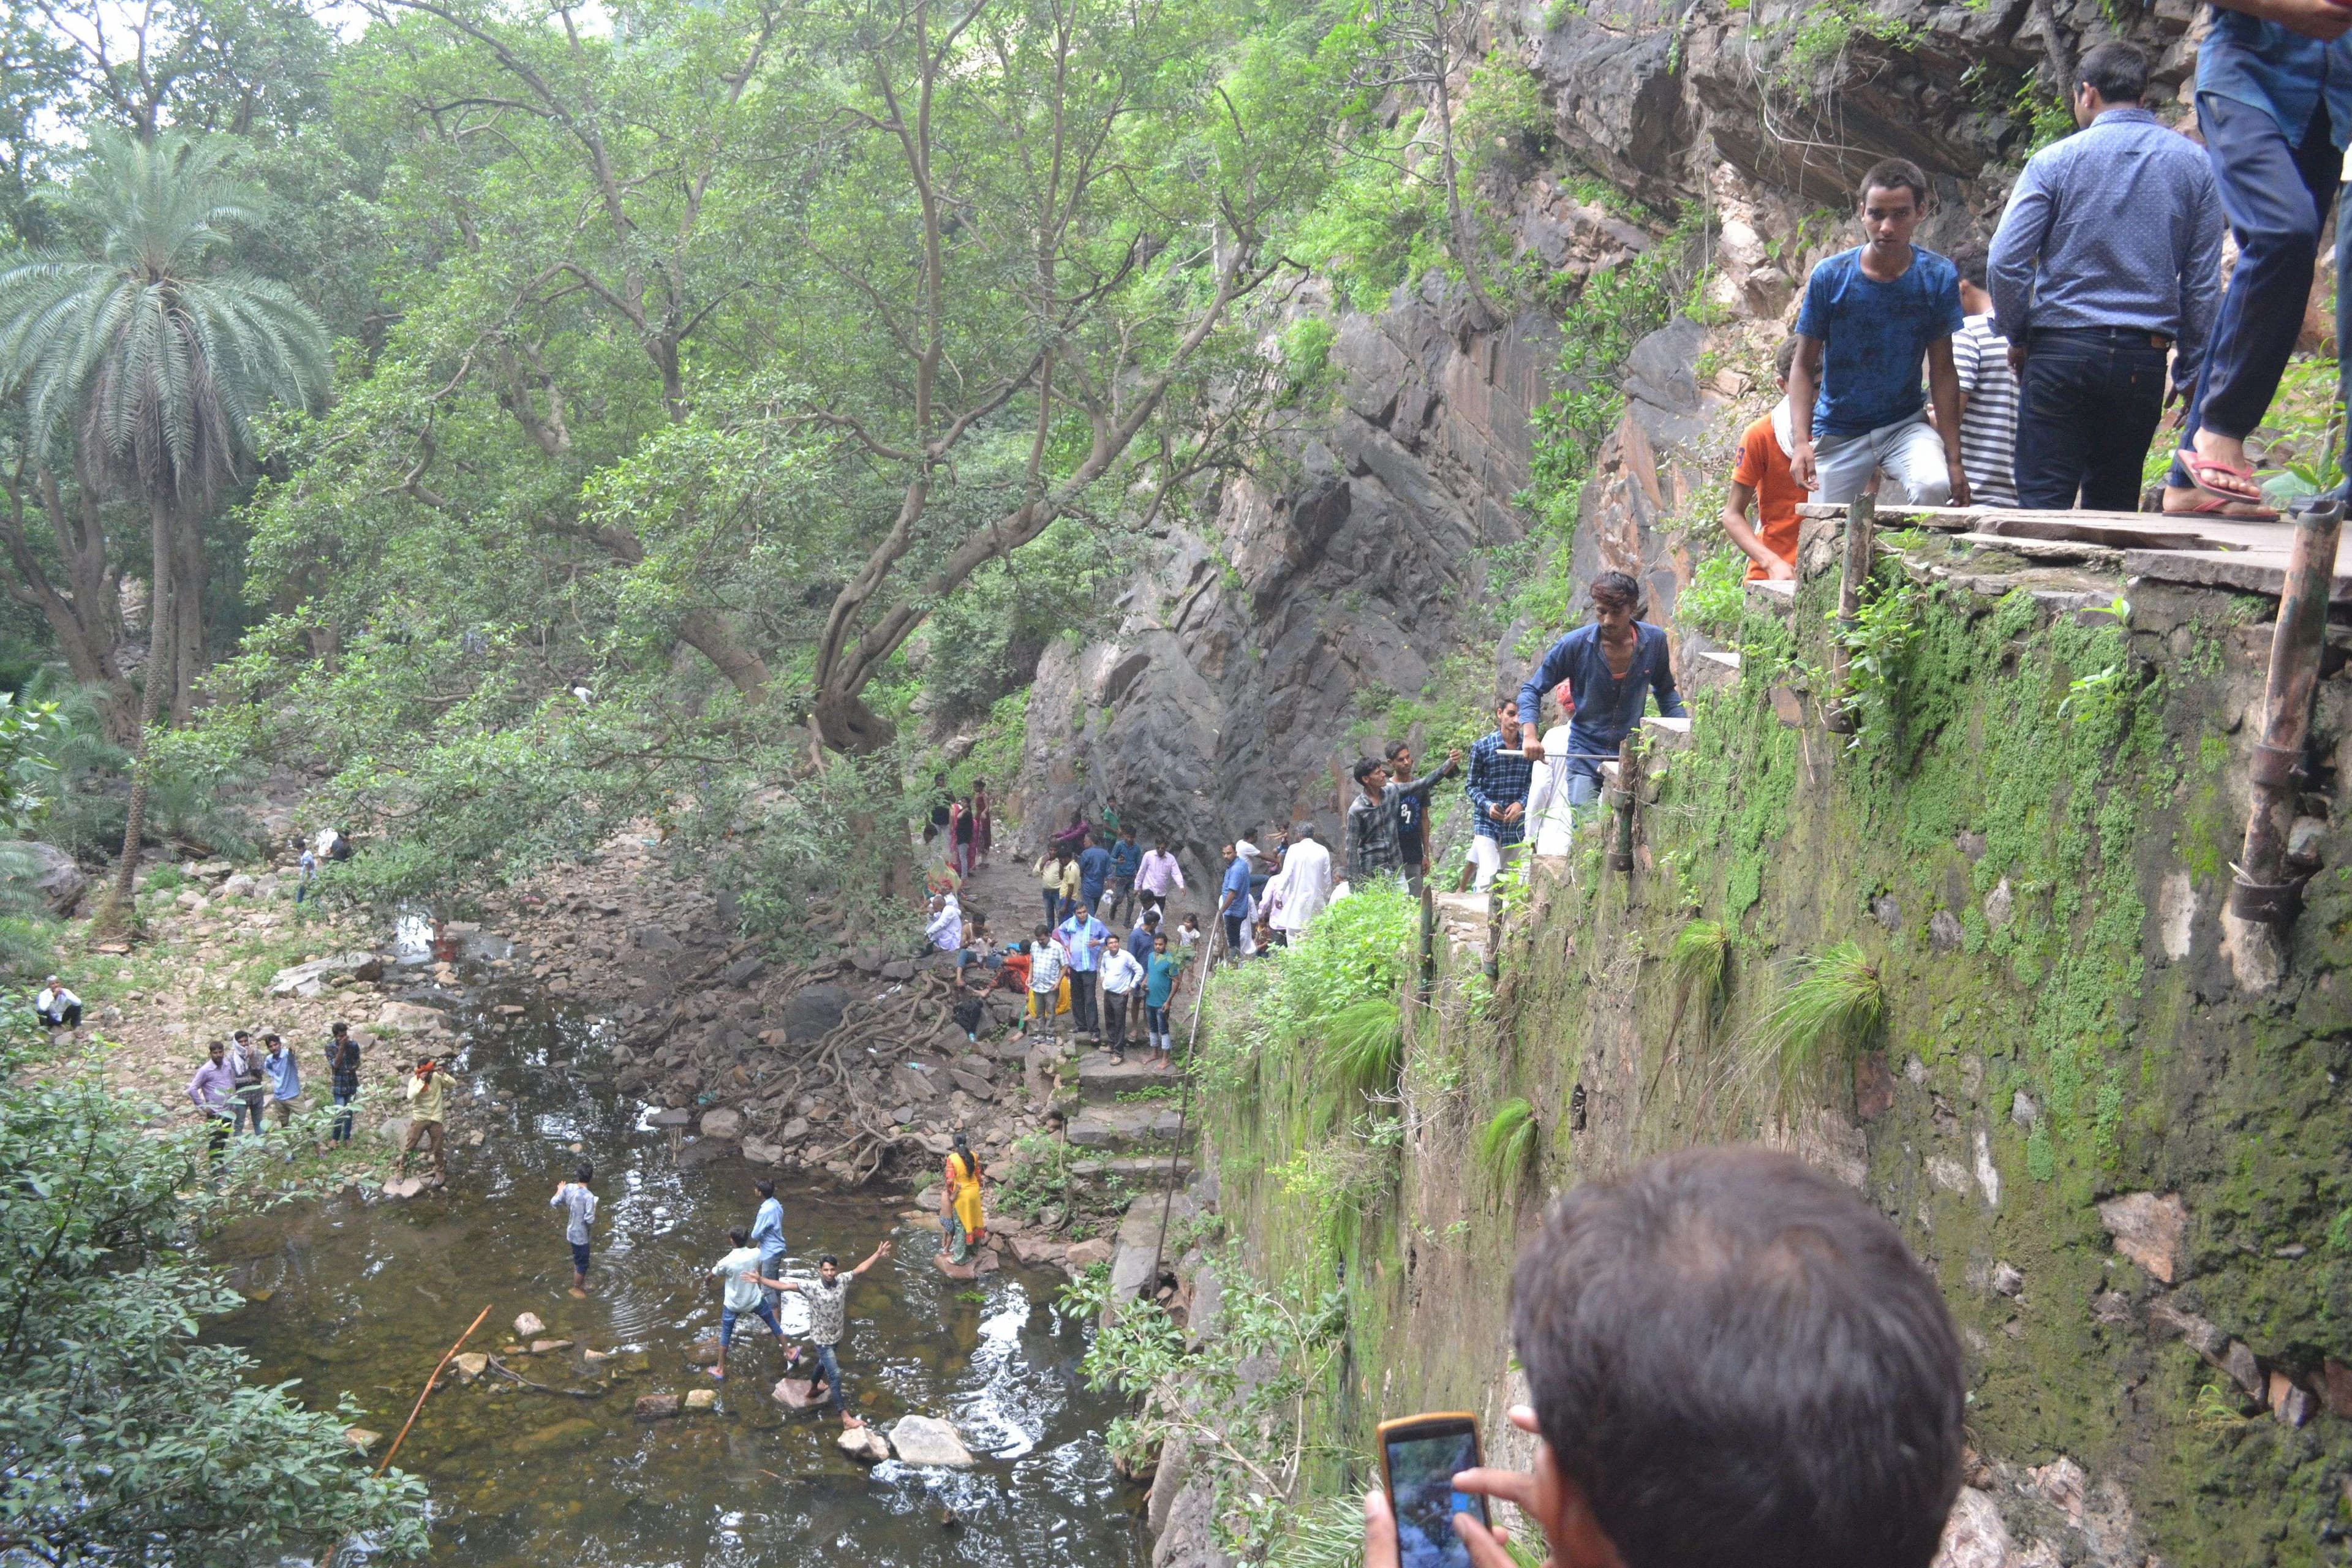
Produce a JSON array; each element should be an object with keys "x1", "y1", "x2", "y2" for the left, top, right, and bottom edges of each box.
[
  {"x1": 1476, "y1": 1096, "x2": 1540, "y2": 1196},
  {"x1": 1744, "y1": 941, "x2": 1883, "y2": 1091},
  {"x1": 1321, "y1": 998, "x2": 1404, "y2": 1098},
  {"x1": 1668, "y1": 918, "x2": 1733, "y2": 1014}
]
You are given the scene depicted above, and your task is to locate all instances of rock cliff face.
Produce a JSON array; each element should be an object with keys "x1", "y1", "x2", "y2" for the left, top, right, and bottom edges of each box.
[{"x1": 1012, "y1": 286, "x2": 1559, "y2": 866}]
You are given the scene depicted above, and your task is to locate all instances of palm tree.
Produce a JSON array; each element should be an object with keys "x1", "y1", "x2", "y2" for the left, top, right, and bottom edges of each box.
[{"x1": 0, "y1": 130, "x2": 328, "y2": 927}]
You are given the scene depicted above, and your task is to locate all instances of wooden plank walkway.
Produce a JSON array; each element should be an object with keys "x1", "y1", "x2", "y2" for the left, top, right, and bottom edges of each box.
[{"x1": 1795, "y1": 502, "x2": 2345, "y2": 600}]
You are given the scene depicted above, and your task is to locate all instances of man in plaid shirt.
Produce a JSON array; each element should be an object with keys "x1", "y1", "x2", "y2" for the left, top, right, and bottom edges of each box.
[
  {"x1": 1346, "y1": 748, "x2": 1463, "y2": 884},
  {"x1": 1466, "y1": 701, "x2": 1532, "y2": 891}
]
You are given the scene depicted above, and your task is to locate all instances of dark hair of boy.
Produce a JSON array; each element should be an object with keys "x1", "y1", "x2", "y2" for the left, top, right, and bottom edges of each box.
[
  {"x1": 1949, "y1": 243, "x2": 1989, "y2": 291},
  {"x1": 820, "y1": 1253, "x2": 839, "y2": 1268},
  {"x1": 728, "y1": 1227, "x2": 748, "y2": 1247},
  {"x1": 1773, "y1": 335, "x2": 1801, "y2": 382},
  {"x1": 756, "y1": 1177, "x2": 775, "y2": 1197},
  {"x1": 1857, "y1": 156, "x2": 1931, "y2": 209},
  {"x1": 1352, "y1": 757, "x2": 1382, "y2": 785},
  {"x1": 2076, "y1": 39, "x2": 2148, "y2": 104},
  {"x1": 575, "y1": 1160, "x2": 593, "y2": 1183},
  {"x1": 1589, "y1": 570, "x2": 1642, "y2": 612},
  {"x1": 1512, "y1": 1147, "x2": 1965, "y2": 1568}
]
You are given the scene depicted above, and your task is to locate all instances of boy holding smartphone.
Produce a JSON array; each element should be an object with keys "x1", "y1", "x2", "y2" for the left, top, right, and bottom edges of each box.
[{"x1": 1362, "y1": 1147, "x2": 1966, "y2": 1568}]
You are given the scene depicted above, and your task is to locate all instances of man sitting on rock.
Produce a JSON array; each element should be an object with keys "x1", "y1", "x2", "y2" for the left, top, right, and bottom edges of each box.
[
  {"x1": 1360, "y1": 1147, "x2": 1966, "y2": 1568},
  {"x1": 33, "y1": 974, "x2": 80, "y2": 1031}
]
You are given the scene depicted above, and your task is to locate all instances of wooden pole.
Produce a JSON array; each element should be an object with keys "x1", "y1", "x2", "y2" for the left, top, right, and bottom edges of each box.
[
  {"x1": 1825, "y1": 492, "x2": 1876, "y2": 735},
  {"x1": 2231, "y1": 492, "x2": 2344, "y2": 928}
]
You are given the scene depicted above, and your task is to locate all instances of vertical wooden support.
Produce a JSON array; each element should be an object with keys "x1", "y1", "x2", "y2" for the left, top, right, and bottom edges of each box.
[
  {"x1": 1610, "y1": 734, "x2": 1637, "y2": 875},
  {"x1": 2232, "y1": 492, "x2": 2344, "y2": 928},
  {"x1": 1825, "y1": 492, "x2": 1876, "y2": 736}
]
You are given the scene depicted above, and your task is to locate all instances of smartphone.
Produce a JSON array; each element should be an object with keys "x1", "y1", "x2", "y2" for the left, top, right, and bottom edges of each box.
[{"x1": 1376, "y1": 1412, "x2": 1489, "y2": 1568}]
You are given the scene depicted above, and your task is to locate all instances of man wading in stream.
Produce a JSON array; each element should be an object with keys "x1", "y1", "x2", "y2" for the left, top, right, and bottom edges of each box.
[
  {"x1": 709, "y1": 1225, "x2": 786, "y2": 1382},
  {"x1": 551, "y1": 1161, "x2": 597, "y2": 1296},
  {"x1": 751, "y1": 1238, "x2": 895, "y2": 1425}
]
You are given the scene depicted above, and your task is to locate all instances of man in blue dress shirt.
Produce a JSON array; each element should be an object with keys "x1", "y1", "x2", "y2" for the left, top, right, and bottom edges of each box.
[{"x1": 1989, "y1": 42, "x2": 2223, "y2": 512}]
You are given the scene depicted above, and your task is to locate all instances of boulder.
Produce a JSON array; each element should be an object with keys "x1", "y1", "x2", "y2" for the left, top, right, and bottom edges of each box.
[
  {"x1": 649, "y1": 1107, "x2": 693, "y2": 1128},
  {"x1": 1065, "y1": 1237, "x2": 1115, "y2": 1270},
  {"x1": 887, "y1": 1414, "x2": 978, "y2": 1468},
  {"x1": 742, "y1": 1137, "x2": 785, "y2": 1165},
  {"x1": 684, "y1": 1338, "x2": 722, "y2": 1366},
  {"x1": 722, "y1": 956, "x2": 766, "y2": 988},
  {"x1": 772, "y1": 1376, "x2": 823, "y2": 1409},
  {"x1": 267, "y1": 952, "x2": 378, "y2": 999},
  {"x1": 783, "y1": 983, "x2": 852, "y2": 1041},
  {"x1": 838, "y1": 1424, "x2": 893, "y2": 1463},
  {"x1": 529, "y1": 1338, "x2": 572, "y2": 1355},
  {"x1": 0, "y1": 842, "x2": 85, "y2": 916},
  {"x1": 633, "y1": 925, "x2": 683, "y2": 951},
  {"x1": 343, "y1": 1427, "x2": 382, "y2": 1455},
  {"x1": 221, "y1": 873, "x2": 258, "y2": 899},
  {"x1": 175, "y1": 889, "x2": 209, "y2": 913},
  {"x1": 699, "y1": 1107, "x2": 744, "y2": 1140},
  {"x1": 633, "y1": 1393, "x2": 685, "y2": 1419},
  {"x1": 881, "y1": 957, "x2": 916, "y2": 981},
  {"x1": 1930, "y1": 1487, "x2": 2013, "y2": 1568},
  {"x1": 377, "y1": 1001, "x2": 450, "y2": 1035},
  {"x1": 891, "y1": 1066, "x2": 942, "y2": 1103},
  {"x1": 684, "y1": 1387, "x2": 718, "y2": 1412},
  {"x1": 515, "y1": 1312, "x2": 546, "y2": 1336},
  {"x1": 2097, "y1": 1191, "x2": 2190, "y2": 1284},
  {"x1": 451, "y1": 1352, "x2": 489, "y2": 1381}
]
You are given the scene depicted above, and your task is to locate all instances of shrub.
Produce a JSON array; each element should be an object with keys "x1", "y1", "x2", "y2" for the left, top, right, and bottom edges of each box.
[
  {"x1": 1745, "y1": 940, "x2": 1883, "y2": 1091},
  {"x1": 1320, "y1": 997, "x2": 1403, "y2": 1098},
  {"x1": 1476, "y1": 1096, "x2": 1539, "y2": 1194}
]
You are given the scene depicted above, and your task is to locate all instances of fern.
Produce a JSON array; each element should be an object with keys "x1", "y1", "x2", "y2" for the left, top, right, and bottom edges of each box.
[
  {"x1": 1476, "y1": 1098, "x2": 1539, "y2": 1193},
  {"x1": 1322, "y1": 998, "x2": 1404, "y2": 1098},
  {"x1": 1267, "y1": 1494, "x2": 1368, "y2": 1568},
  {"x1": 1746, "y1": 941, "x2": 1883, "y2": 1090}
]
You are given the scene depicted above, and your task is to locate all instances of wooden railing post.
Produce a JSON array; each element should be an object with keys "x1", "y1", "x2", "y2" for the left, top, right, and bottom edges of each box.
[
  {"x1": 2232, "y1": 492, "x2": 2344, "y2": 929},
  {"x1": 1825, "y1": 492, "x2": 1876, "y2": 735}
]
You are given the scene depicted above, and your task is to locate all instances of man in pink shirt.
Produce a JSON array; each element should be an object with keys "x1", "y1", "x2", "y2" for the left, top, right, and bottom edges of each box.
[{"x1": 1134, "y1": 837, "x2": 1185, "y2": 914}]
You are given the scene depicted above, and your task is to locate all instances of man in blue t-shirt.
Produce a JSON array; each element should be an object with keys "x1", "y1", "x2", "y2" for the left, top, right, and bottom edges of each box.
[{"x1": 1789, "y1": 157, "x2": 1972, "y2": 511}]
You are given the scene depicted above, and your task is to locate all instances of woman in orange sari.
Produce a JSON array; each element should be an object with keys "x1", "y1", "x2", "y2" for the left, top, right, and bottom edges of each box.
[{"x1": 940, "y1": 1132, "x2": 986, "y2": 1264}]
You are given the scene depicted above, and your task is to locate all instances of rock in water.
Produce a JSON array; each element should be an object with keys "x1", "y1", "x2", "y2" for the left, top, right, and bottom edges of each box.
[
  {"x1": 771, "y1": 1376, "x2": 821, "y2": 1408},
  {"x1": 343, "y1": 1427, "x2": 382, "y2": 1454},
  {"x1": 633, "y1": 1393, "x2": 684, "y2": 1419},
  {"x1": 451, "y1": 1353, "x2": 489, "y2": 1381},
  {"x1": 684, "y1": 1387, "x2": 718, "y2": 1411},
  {"x1": 887, "y1": 1415, "x2": 978, "y2": 1468},
  {"x1": 699, "y1": 1106, "x2": 743, "y2": 1140},
  {"x1": 684, "y1": 1338, "x2": 722, "y2": 1366},
  {"x1": 837, "y1": 1425, "x2": 892, "y2": 1463},
  {"x1": 742, "y1": 1137, "x2": 784, "y2": 1164},
  {"x1": 529, "y1": 1338, "x2": 572, "y2": 1354},
  {"x1": 515, "y1": 1311, "x2": 546, "y2": 1336}
]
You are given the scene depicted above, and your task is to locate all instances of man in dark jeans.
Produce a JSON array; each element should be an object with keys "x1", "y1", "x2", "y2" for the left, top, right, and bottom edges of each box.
[
  {"x1": 2161, "y1": 0, "x2": 2352, "y2": 516},
  {"x1": 1989, "y1": 42, "x2": 2223, "y2": 511},
  {"x1": 325, "y1": 1020, "x2": 361, "y2": 1144}
]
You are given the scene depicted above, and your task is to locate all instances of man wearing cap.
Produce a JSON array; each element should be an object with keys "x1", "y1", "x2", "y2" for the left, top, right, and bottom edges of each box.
[{"x1": 1218, "y1": 842, "x2": 1257, "y2": 957}]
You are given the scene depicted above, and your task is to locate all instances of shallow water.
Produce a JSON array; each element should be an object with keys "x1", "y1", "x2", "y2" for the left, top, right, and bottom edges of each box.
[{"x1": 206, "y1": 954, "x2": 1146, "y2": 1568}]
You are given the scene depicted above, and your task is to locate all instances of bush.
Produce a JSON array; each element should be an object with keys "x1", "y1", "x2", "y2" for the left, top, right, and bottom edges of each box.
[{"x1": 0, "y1": 1021, "x2": 430, "y2": 1561}]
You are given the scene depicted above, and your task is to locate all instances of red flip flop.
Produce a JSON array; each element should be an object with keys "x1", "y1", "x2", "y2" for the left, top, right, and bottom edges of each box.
[{"x1": 2164, "y1": 488, "x2": 2280, "y2": 521}]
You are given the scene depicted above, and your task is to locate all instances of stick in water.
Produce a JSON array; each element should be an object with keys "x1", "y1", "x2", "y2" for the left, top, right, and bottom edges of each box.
[{"x1": 377, "y1": 1303, "x2": 492, "y2": 1476}]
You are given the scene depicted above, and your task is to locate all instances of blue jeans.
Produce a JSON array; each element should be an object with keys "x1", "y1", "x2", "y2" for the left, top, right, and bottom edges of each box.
[
  {"x1": 720, "y1": 1302, "x2": 781, "y2": 1349},
  {"x1": 232, "y1": 1093, "x2": 265, "y2": 1137},
  {"x1": 812, "y1": 1342, "x2": 844, "y2": 1412},
  {"x1": 570, "y1": 1242, "x2": 591, "y2": 1275},
  {"x1": 758, "y1": 1245, "x2": 786, "y2": 1313},
  {"x1": 2016, "y1": 330, "x2": 2169, "y2": 511},
  {"x1": 331, "y1": 1088, "x2": 356, "y2": 1143},
  {"x1": 2173, "y1": 94, "x2": 2339, "y2": 470}
]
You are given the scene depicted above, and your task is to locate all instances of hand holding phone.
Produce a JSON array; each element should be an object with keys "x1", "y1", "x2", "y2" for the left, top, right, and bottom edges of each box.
[{"x1": 1376, "y1": 1414, "x2": 1490, "y2": 1568}]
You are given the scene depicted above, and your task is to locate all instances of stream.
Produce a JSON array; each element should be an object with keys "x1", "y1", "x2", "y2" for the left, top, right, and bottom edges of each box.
[{"x1": 204, "y1": 928, "x2": 1147, "y2": 1568}]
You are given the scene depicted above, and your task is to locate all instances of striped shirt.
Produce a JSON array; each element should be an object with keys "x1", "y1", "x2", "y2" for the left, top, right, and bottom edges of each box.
[{"x1": 1951, "y1": 315, "x2": 2019, "y2": 507}]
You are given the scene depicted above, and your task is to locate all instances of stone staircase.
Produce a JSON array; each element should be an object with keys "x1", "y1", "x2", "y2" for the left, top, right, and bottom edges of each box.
[{"x1": 1059, "y1": 1047, "x2": 1196, "y2": 1185}]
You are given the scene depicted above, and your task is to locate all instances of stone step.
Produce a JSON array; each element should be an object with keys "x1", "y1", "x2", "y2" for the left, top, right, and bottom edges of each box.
[
  {"x1": 1065, "y1": 1102, "x2": 1191, "y2": 1153},
  {"x1": 1686, "y1": 648, "x2": 1743, "y2": 698},
  {"x1": 1076, "y1": 1049, "x2": 1171, "y2": 1102},
  {"x1": 1642, "y1": 714, "x2": 1693, "y2": 750},
  {"x1": 1071, "y1": 1154, "x2": 1193, "y2": 1190}
]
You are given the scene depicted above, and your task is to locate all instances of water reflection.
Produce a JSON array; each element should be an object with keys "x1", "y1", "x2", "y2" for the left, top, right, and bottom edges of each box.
[{"x1": 206, "y1": 961, "x2": 1145, "y2": 1568}]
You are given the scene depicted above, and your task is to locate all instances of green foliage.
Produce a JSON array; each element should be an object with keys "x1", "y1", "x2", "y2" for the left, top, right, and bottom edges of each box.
[
  {"x1": 1278, "y1": 317, "x2": 1340, "y2": 408},
  {"x1": 1668, "y1": 917, "x2": 1733, "y2": 1011},
  {"x1": 0, "y1": 1024, "x2": 429, "y2": 1562},
  {"x1": 1679, "y1": 546, "x2": 1749, "y2": 639},
  {"x1": 1067, "y1": 1244, "x2": 1349, "y2": 1562},
  {"x1": 0, "y1": 692, "x2": 64, "y2": 834},
  {"x1": 1320, "y1": 997, "x2": 1403, "y2": 1098},
  {"x1": 1287, "y1": 115, "x2": 1447, "y2": 312},
  {"x1": 1776, "y1": 0, "x2": 1924, "y2": 94},
  {"x1": 1831, "y1": 564, "x2": 1922, "y2": 749},
  {"x1": 1745, "y1": 941, "x2": 1883, "y2": 1090},
  {"x1": 1475, "y1": 1095, "x2": 1539, "y2": 1193}
]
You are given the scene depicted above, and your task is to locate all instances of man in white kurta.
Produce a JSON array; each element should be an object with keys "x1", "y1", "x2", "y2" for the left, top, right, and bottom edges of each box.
[{"x1": 1267, "y1": 826, "x2": 1334, "y2": 942}]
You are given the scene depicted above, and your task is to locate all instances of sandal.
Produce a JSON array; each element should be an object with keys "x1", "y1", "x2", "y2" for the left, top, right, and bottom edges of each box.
[
  {"x1": 2163, "y1": 484, "x2": 2279, "y2": 521},
  {"x1": 2175, "y1": 451, "x2": 2276, "y2": 513}
]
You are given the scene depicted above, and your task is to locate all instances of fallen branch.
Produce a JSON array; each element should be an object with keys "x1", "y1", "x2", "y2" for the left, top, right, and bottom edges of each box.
[{"x1": 380, "y1": 1303, "x2": 492, "y2": 1475}]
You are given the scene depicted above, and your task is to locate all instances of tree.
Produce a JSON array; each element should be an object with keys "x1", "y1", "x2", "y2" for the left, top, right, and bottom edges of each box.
[
  {"x1": 0, "y1": 1024, "x2": 431, "y2": 1563},
  {"x1": 0, "y1": 129, "x2": 327, "y2": 920}
]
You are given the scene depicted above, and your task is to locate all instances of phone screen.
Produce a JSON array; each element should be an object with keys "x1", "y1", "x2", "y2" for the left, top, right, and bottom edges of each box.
[{"x1": 1384, "y1": 1425, "x2": 1487, "y2": 1568}]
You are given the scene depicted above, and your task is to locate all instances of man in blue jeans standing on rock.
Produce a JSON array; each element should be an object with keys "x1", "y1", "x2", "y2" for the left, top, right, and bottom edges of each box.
[
  {"x1": 2162, "y1": 0, "x2": 2352, "y2": 517},
  {"x1": 1989, "y1": 41, "x2": 2222, "y2": 512},
  {"x1": 1788, "y1": 158, "x2": 1971, "y2": 510}
]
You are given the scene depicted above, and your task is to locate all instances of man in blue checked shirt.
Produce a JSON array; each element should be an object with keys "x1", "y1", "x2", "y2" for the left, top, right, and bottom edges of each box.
[
  {"x1": 1464, "y1": 701, "x2": 1534, "y2": 892},
  {"x1": 1107, "y1": 826, "x2": 1144, "y2": 927},
  {"x1": 1056, "y1": 904, "x2": 1111, "y2": 1042}
]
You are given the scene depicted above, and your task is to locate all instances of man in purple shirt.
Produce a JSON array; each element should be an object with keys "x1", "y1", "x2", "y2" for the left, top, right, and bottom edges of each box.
[
  {"x1": 187, "y1": 1040, "x2": 238, "y2": 1159},
  {"x1": 1134, "y1": 839, "x2": 1185, "y2": 914}
]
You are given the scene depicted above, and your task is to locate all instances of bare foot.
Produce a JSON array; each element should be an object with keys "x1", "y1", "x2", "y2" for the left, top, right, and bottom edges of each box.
[
  {"x1": 568, "y1": 1287, "x2": 588, "y2": 1298},
  {"x1": 707, "y1": 1367, "x2": 725, "y2": 1380},
  {"x1": 842, "y1": 1412, "x2": 863, "y2": 1429}
]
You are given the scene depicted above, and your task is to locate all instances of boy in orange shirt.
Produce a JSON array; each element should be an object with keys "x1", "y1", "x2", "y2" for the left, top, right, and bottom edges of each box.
[{"x1": 1722, "y1": 337, "x2": 1806, "y2": 581}]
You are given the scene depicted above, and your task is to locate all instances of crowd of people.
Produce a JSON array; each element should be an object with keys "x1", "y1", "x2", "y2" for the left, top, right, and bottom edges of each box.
[{"x1": 1722, "y1": 31, "x2": 2334, "y2": 586}]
